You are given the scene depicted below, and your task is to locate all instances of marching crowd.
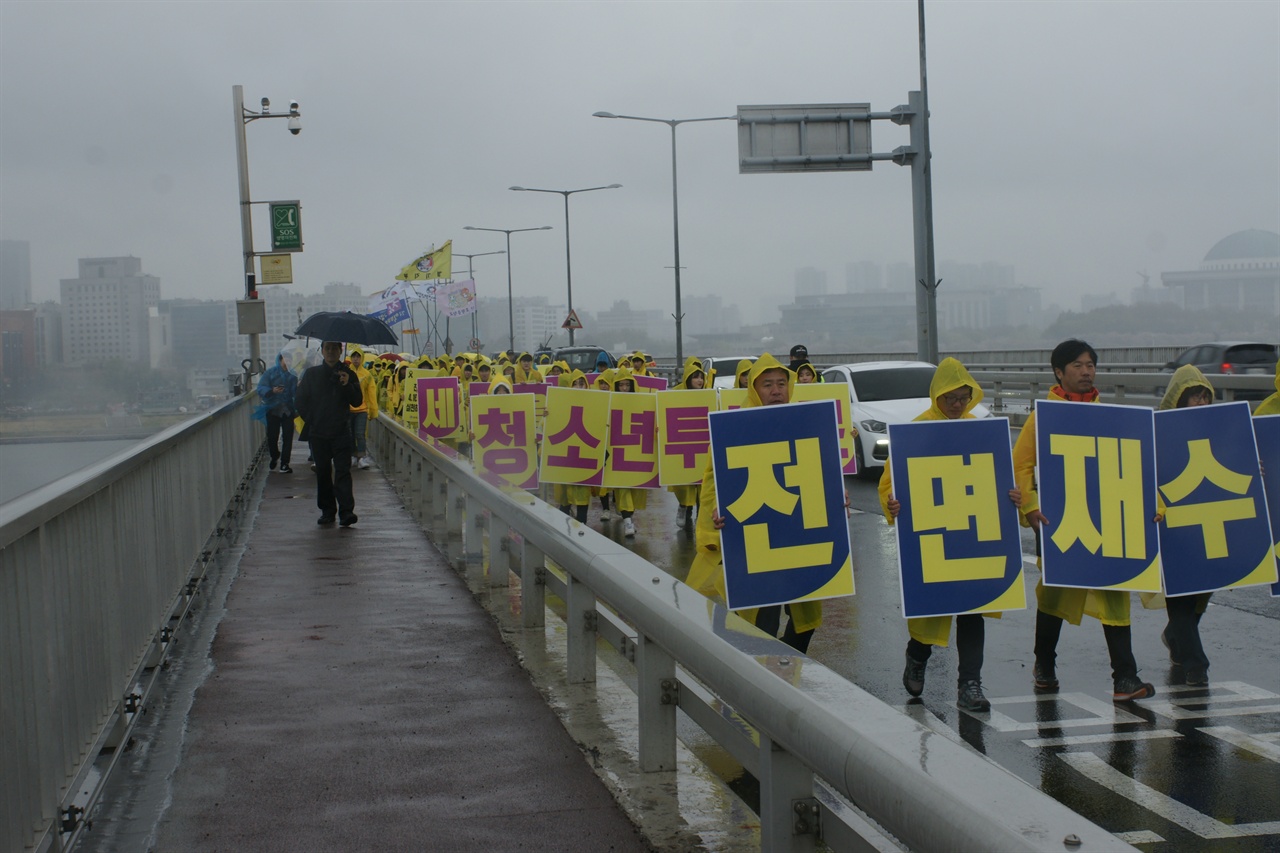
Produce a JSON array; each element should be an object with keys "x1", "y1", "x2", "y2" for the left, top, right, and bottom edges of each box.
[{"x1": 255, "y1": 338, "x2": 1280, "y2": 714}]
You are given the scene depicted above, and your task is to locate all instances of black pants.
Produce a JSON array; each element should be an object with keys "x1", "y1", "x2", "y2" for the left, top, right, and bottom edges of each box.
[
  {"x1": 1034, "y1": 609, "x2": 1138, "y2": 680},
  {"x1": 754, "y1": 605, "x2": 814, "y2": 654},
  {"x1": 309, "y1": 434, "x2": 355, "y2": 517},
  {"x1": 907, "y1": 614, "x2": 985, "y2": 684},
  {"x1": 266, "y1": 412, "x2": 294, "y2": 465},
  {"x1": 1165, "y1": 593, "x2": 1211, "y2": 673}
]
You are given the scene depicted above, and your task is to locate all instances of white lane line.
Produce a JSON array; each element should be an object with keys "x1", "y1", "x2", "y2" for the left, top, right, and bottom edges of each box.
[
  {"x1": 1198, "y1": 726, "x2": 1280, "y2": 762},
  {"x1": 1115, "y1": 830, "x2": 1164, "y2": 844},
  {"x1": 1059, "y1": 751, "x2": 1280, "y2": 839},
  {"x1": 1022, "y1": 730, "x2": 1181, "y2": 748},
  {"x1": 984, "y1": 692, "x2": 1144, "y2": 733}
]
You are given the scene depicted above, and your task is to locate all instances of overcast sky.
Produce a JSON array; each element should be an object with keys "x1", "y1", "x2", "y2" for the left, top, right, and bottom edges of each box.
[{"x1": 2, "y1": 0, "x2": 1277, "y2": 325}]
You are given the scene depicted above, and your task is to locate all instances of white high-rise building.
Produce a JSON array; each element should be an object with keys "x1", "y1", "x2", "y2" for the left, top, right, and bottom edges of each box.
[
  {"x1": 1, "y1": 239, "x2": 33, "y2": 310},
  {"x1": 60, "y1": 256, "x2": 160, "y2": 365}
]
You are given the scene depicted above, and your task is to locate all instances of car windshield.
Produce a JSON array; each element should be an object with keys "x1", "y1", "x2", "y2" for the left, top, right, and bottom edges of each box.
[
  {"x1": 557, "y1": 350, "x2": 607, "y2": 372},
  {"x1": 1224, "y1": 345, "x2": 1278, "y2": 365},
  {"x1": 849, "y1": 367, "x2": 936, "y2": 402}
]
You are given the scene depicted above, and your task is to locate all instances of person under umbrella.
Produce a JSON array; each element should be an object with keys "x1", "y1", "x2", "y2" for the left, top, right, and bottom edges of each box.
[{"x1": 296, "y1": 341, "x2": 364, "y2": 527}]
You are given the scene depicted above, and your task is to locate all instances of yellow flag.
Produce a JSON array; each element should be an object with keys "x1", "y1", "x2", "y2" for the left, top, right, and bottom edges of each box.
[{"x1": 396, "y1": 239, "x2": 453, "y2": 281}]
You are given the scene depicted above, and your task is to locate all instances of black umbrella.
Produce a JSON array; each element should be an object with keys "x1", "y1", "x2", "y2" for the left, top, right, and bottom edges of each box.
[{"x1": 295, "y1": 311, "x2": 399, "y2": 345}]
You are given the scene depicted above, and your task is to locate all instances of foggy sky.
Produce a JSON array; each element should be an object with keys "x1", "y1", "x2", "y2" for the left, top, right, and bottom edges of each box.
[{"x1": 2, "y1": 0, "x2": 1277, "y2": 324}]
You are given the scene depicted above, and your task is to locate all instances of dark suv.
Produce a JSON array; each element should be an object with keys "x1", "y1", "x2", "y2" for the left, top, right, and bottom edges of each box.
[
  {"x1": 1164, "y1": 342, "x2": 1278, "y2": 399},
  {"x1": 553, "y1": 345, "x2": 618, "y2": 374}
]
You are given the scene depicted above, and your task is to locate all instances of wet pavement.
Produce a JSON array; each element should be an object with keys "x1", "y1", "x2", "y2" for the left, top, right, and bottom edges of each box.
[{"x1": 584, "y1": 471, "x2": 1280, "y2": 853}]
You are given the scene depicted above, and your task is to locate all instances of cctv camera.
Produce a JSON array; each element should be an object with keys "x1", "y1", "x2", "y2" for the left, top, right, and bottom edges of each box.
[
  {"x1": 261, "y1": 97, "x2": 270, "y2": 113},
  {"x1": 288, "y1": 116, "x2": 301, "y2": 135}
]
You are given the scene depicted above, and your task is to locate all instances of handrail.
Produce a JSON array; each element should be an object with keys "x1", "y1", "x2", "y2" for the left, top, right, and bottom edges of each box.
[
  {"x1": 369, "y1": 414, "x2": 1135, "y2": 852},
  {"x1": 1, "y1": 395, "x2": 263, "y2": 853}
]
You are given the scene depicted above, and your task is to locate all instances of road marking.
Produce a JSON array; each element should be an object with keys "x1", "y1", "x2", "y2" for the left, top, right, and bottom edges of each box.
[
  {"x1": 1022, "y1": 730, "x2": 1181, "y2": 748},
  {"x1": 1143, "y1": 682, "x2": 1280, "y2": 721},
  {"x1": 983, "y1": 692, "x2": 1144, "y2": 733},
  {"x1": 1059, "y1": 751, "x2": 1280, "y2": 839},
  {"x1": 1115, "y1": 830, "x2": 1164, "y2": 844},
  {"x1": 1198, "y1": 726, "x2": 1280, "y2": 762}
]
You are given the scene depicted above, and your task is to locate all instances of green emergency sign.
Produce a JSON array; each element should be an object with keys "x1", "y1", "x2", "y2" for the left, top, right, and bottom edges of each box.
[{"x1": 269, "y1": 201, "x2": 303, "y2": 252}]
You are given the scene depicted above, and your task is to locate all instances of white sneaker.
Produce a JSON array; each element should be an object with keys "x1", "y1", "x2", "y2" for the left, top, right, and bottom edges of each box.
[
  {"x1": 623, "y1": 518, "x2": 636, "y2": 538},
  {"x1": 599, "y1": 510, "x2": 611, "y2": 521},
  {"x1": 358, "y1": 456, "x2": 371, "y2": 469}
]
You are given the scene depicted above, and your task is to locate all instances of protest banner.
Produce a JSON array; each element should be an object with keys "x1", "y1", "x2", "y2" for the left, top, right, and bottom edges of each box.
[
  {"x1": 657, "y1": 389, "x2": 716, "y2": 487},
  {"x1": 471, "y1": 393, "x2": 539, "y2": 489},
  {"x1": 540, "y1": 386, "x2": 609, "y2": 486}
]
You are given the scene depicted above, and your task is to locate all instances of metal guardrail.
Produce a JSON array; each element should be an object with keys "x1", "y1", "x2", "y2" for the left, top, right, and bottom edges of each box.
[
  {"x1": 368, "y1": 414, "x2": 1135, "y2": 853},
  {"x1": 0, "y1": 396, "x2": 263, "y2": 853}
]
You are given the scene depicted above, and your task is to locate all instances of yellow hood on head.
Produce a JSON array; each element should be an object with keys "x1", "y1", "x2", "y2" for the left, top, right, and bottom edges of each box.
[
  {"x1": 677, "y1": 360, "x2": 706, "y2": 389},
  {"x1": 927, "y1": 357, "x2": 984, "y2": 418},
  {"x1": 744, "y1": 352, "x2": 793, "y2": 408},
  {"x1": 1160, "y1": 364, "x2": 1215, "y2": 410}
]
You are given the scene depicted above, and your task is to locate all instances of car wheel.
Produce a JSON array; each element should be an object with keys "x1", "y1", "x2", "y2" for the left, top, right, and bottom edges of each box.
[{"x1": 855, "y1": 436, "x2": 874, "y2": 479}]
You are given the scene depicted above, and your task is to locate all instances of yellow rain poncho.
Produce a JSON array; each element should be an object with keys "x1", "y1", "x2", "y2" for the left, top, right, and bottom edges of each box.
[
  {"x1": 877, "y1": 358, "x2": 996, "y2": 646},
  {"x1": 1253, "y1": 363, "x2": 1280, "y2": 416},
  {"x1": 686, "y1": 353, "x2": 822, "y2": 634}
]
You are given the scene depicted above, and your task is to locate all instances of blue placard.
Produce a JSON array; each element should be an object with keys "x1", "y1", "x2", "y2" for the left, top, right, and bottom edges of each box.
[
  {"x1": 1156, "y1": 402, "x2": 1276, "y2": 596},
  {"x1": 1253, "y1": 415, "x2": 1280, "y2": 597},
  {"x1": 888, "y1": 417, "x2": 1026, "y2": 619},
  {"x1": 709, "y1": 400, "x2": 854, "y2": 611},
  {"x1": 1036, "y1": 400, "x2": 1161, "y2": 591}
]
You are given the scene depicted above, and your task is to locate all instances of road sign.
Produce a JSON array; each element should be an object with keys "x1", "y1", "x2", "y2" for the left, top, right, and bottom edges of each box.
[
  {"x1": 259, "y1": 254, "x2": 293, "y2": 284},
  {"x1": 737, "y1": 104, "x2": 873, "y2": 173},
  {"x1": 269, "y1": 201, "x2": 303, "y2": 252},
  {"x1": 562, "y1": 309, "x2": 583, "y2": 330},
  {"x1": 469, "y1": 337, "x2": 483, "y2": 352}
]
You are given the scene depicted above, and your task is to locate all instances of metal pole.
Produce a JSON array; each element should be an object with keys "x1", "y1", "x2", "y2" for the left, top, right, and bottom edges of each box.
[
  {"x1": 669, "y1": 122, "x2": 683, "y2": 368},
  {"x1": 562, "y1": 193, "x2": 574, "y2": 346},
  {"x1": 232, "y1": 85, "x2": 261, "y2": 387},
  {"x1": 506, "y1": 232, "x2": 515, "y2": 353},
  {"x1": 916, "y1": 0, "x2": 939, "y2": 364}
]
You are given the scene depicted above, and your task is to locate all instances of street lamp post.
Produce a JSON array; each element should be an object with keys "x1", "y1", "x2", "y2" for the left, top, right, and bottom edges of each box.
[
  {"x1": 593, "y1": 112, "x2": 735, "y2": 368},
  {"x1": 453, "y1": 250, "x2": 506, "y2": 350},
  {"x1": 462, "y1": 225, "x2": 552, "y2": 354},
  {"x1": 233, "y1": 84, "x2": 300, "y2": 387},
  {"x1": 509, "y1": 184, "x2": 621, "y2": 346}
]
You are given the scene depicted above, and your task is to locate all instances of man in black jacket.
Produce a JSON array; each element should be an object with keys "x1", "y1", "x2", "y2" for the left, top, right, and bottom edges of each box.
[{"x1": 296, "y1": 340, "x2": 364, "y2": 526}]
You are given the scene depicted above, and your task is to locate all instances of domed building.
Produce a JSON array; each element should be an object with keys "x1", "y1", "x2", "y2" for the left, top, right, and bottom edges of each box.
[{"x1": 1161, "y1": 229, "x2": 1280, "y2": 315}]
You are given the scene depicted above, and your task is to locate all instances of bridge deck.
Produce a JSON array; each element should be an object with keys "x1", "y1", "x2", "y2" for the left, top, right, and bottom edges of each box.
[{"x1": 142, "y1": 465, "x2": 652, "y2": 851}]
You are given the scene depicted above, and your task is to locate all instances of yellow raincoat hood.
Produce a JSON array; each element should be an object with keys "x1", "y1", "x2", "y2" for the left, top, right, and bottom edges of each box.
[
  {"x1": 488, "y1": 375, "x2": 513, "y2": 394},
  {"x1": 1160, "y1": 364, "x2": 1214, "y2": 410},
  {"x1": 735, "y1": 358, "x2": 754, "y2": 387},
  {"x1": 926, "y1": 357, "x2": 984, "y2": 419},
  {"x1": 676, "y1": 361, "x2": 706, "y2": 390},
  {"x1": 744, "y1": 353, "x2": 794, "y2": 408}
]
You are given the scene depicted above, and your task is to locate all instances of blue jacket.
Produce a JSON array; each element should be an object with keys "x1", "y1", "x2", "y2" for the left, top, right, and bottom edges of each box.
[{"x1": 257, "y1": 355, "x2": 298, "y2": 417}]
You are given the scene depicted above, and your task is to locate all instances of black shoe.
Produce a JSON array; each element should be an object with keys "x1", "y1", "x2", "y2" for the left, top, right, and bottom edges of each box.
[
  {"x1": 339, "y1": 512, "x2": 358, "y2": 527},
  {"x1": 279, "y1": 464, "x2": 292, "y2": 474},
  {"x1": 682, "y1": 505, "x2": 694, "y2": 531},
  {"x1": 318, "y1": 514, "x2": 336, "y2": 525},
  {"x1": 1033, "y1": 661, "x2": 1059, "y2": 694},
  {"x1": 902, "y1": 650, "x2": 927, "y2": 697},
  {"x1": 1184, "y1": 670, "x2": 1209, "y2": 687},
  {"x1": 957, "y1": 680, "x2": 991, "y2": 712},
  {"x1": 1161, "y1": 629, "x2": 1182, "y2": 666},
  {"x1": 1113, "y1": 675, "x2": 1155, "y2": 702},
  {"x1": 269, "y1": 458, "x2": 278, "y2": 470}
]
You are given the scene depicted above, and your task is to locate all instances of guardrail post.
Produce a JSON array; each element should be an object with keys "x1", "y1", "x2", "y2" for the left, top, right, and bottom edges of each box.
[
  {"x1": 462, "y1": 496, "x2": 482, "y2": 567},
  {"x1": 565, "y1": 573, "x2": 597, "y2": 684},
  {"x1": 636, "y1": 634, "x2": 676, "y2": 771},
  {"x1": 521, "y1": 541, "x2": 545, "y2": 629},
  {"x1": 486, "y1": 516, "x2": 510, "y2": 588},
  {"x1": 445, "y1": 481, "x2": 461, "y2": 565},
  {"x1": 759, "y1": 732, "x2": 816, "y2": 853}
]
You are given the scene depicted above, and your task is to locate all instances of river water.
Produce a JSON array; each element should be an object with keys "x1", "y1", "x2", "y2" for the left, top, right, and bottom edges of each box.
[{"x1": 0, "y1": 439, "x2": 140, "y2": 505}]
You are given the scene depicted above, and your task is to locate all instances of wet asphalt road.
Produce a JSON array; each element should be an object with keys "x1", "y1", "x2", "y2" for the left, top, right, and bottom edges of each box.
[{"x1": 574, "y1": 471, "x2": 1280, "y2": 853}]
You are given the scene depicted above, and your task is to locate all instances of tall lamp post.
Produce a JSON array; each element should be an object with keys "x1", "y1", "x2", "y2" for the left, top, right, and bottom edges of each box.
[
  {"x1": 462, "y1": 225, "x2": 552, "y2": 354},
  {"x1": 509, "y1": 184, "x2": 621, "y2": 346},
  {"x1": 453, "y1": 249, "x2": 506, "y2": 349},
  {"x1": 593, "y1": 112, "x2": 735, "y2": 368}
]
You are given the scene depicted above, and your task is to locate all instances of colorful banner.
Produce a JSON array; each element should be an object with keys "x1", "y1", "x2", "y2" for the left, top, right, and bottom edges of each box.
[
  {"x1": 467, "y1": 381, "x2": 490, "y2": 396},
  {"x1": 471, "y1": 394, "x2": 539, "y2": 489},
  {"x1": 634, "y1": 374, "x2": 667, "y2": 393},
  {"x1": 1253, "y1": 415, "x2": 1280, "y2": 596},
  {"x1": 888, "y1": 418, "x2": 1025, "y2": 618},
  {"x1": 416, "y1": 376, "x2": 462, "y2": 441},
  {"x1": 604, "y1": 392, "x2": 660, "y2": 489},
  {"x1": 709, "y1": 400, "x2": 854, "y2": 611},
  {"x1": 400, "y1": 367, "x2": 434, "y2": 430},
  {"x1": 1036, "y1": 400, "x2": 1161, "y2": 592},
  {"x1": 514, "y1": 381, "x2": 552, "y2": 436},
  {"x1": 658, "y1": 389, "x2": 716, "y2": 487},
  {"x1": 396, "y1": 239, "x2": 452, "y2": 281},
  {"x1": 1156, "y1": 402, "x2": 1276, "y2": 595},
  {"x1": 540, "y1": 386, "x2": 609, "y2": 486},
  {"x1": 368, "y1": 283, "x2": 411, "y2": 327},
  {"x1": 718, "y1": 388, "x2": 748, "y2": 411},
  {"x1": 794, "y1": 383, "x2": 858, "y2": 475},
  {"x1": 435, "y1": 278, "x2": 477, "y2": 318}
]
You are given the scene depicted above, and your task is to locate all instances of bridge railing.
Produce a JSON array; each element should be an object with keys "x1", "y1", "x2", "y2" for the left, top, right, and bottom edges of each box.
[
  {"x1": 1, "y1": 396, "x2": 262, "y2": 853},
  {"x1": 368, "y1": 414, "x2": 1134, "y2": 852}
]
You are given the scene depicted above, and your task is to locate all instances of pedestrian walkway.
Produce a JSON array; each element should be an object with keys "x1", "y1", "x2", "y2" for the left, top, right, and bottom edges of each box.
[{"x1": 151, "y1": 465, "x2": 653, "y2": 852}]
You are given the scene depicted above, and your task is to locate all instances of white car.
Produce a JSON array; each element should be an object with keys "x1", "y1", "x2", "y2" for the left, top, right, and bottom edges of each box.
[
  {"x1": 700, "y1": 356, "x2": 756, "y2": 389},
  {"x1": 821, "y1": 361, "x2": 991, "y2": 476}
]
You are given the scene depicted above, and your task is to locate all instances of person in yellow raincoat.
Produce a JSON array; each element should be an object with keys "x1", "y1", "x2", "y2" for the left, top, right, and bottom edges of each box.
[
  {"x1": 686, "y1": 353, "x2": 823, "y2": 653},
  {"x1": 1014, "y1": 339, "x2": 1155, "y2": 702},
  {"x1": 879, "y1": 358, "x2": 1022, "y2": 711},
  {"x1": 1153, "y1": 365, "x2": 1220, "y2": 686},
  {"x1": 346, "y1": 347, "x2": 380, "y2": 470},
  {"x1": 608, "y1": 367, "x2": 647, "y2": 538},
  {"x1": 735, "y1": 358, "x2": 753, "y2": 389},
  {"x1": 554, "y1": 370, "x2": 593, "y2": 522},
  {"x1": 514, "y1": 352, "x2": 540, "y2": 384},
  {"x1": 669, "y1": 360, "x2": 709, "y2": 530},
  {"x1": 1254, "y1": 362, "x2": 1280, "y2": 415}
]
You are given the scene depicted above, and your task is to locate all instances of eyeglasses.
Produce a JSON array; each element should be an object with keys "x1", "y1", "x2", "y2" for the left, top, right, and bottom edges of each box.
[{"x1": 941, "y1": 392, "x2": 972, "y2": 406}]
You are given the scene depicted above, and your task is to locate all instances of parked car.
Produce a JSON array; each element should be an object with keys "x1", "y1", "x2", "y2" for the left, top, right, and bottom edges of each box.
[
  {"x1": 701, "y1": 356, "x2": 757, "y2": 389},
  {"x1": 1163, "y1": 342, "x2": 1278, "y2": 399},
  {"x1": 553, "y1": 345, "x2": 618, "y2": 374},
  {"x1": 822, "y1": 361, "x2": 992, "y2": 476}
]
